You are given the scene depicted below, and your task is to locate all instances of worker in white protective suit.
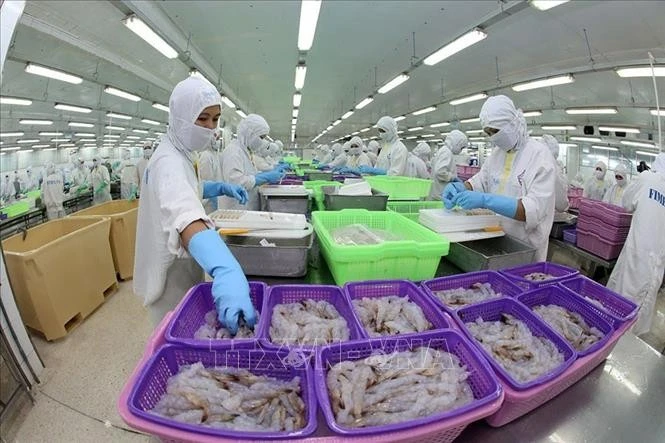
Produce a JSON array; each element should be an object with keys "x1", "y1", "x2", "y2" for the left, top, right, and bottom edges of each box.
[
  {"x1": 23, "y1": 168, "x2": 39, "y2": 192},
  {"x1": 570, "y1": 172, "x2": 585, "y2": 189},
  {"x1": 583, "y1": 161, "x2": 609, "y2": 201},
  {"x1": 70, "y1": 158, "x2": 90, "y2": 194},
  {"x1": 322, "y1": 142, "x2": 347, "y2": 170},
  {"x1": 1, "y1": 174, "x2": 13, "y2": 203},
  {"x1": 405, "y1": 142, "x2": 431, "y2": 179},
  {"x1": 345, "y1": 137, "x2": 372, "y2": 168},
  {"x1": 253, "y1": 142, "x2": 276, "y2": 172},
  {"x1": 359, "y1": 116, "x2": 408, "y2": 176},
  {"x1": 602, "y1": 163, "x2": 630, "y2": 207},
  {"x1": 318, "y1": 144, "x2": 332, "y2": 164},
  {"x1": 429, "y1": 130, "x2": 468, "y2": 200},
  {"x1": 119, "y1": 149, "x2": 140, "y2": 200},
  {"x1": 90, "y1": 157, "x2": 112, "y2": 205},
  {"x1": 607, "y1": 153, "x2": 665, "y2": 335},
  {"x1": 366, "y1": 140, "x2": 379, "y2": 166},
  {"x1": 136, "y1": 142, "x2": 153, "y2": 191},
  {"x1": 197, "y1": 133, "x2": 225, "y2": 214},
  {"x1": 443, "y1": 95, "x2": 556, "y2": 262},
  {"x1": 219, "y1": 114, "x2": 286, "y2": 211},
  {"x1": 272, "y1": 140, "x2": 284, "y2": 165},
  {"x1": 134, "y1": 76, "x2": 253, "y2": 329},
  {"x1": 542, "y1": 134, "x2": 569, "y2": 212},
  {"x1": 41, "y1": 163, "x2": 65, "y2": 220}
]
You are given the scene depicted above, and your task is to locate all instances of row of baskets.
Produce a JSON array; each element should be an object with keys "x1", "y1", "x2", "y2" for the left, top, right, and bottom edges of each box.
[{"x1": 574, "y1": 199, "x2": 633, "y2": 260}]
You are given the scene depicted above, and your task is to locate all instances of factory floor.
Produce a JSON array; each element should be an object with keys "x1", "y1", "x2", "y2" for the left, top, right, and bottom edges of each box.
[{"x1": 2, "y1": 279, "x2": 665, "y2": 442}]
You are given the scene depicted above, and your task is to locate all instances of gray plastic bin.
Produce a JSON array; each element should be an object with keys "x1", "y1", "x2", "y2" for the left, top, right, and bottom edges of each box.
[
  {"x1": 225, "y1": 233, "x2": 314, "y2": 277},
  {"x1": 322, "y1": 186, "x2": 389, "y2": 211},
  {"x1": 259, "y1": 194, "x2": 311, "y2": 215},
  {"x1": 446, "y1": 235, "x2": 536, "y2": 273}
]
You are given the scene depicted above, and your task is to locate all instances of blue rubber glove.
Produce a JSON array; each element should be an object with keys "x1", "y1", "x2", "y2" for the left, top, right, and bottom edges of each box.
[
  {"x1": 275, "y1": 163, "x2": 291, "y2": 173},
  {"x1": 453, "y1": 191, "x2": 518, "y2": 218},
  {"x1": 357, "y1": 165, "x2": 386, "y2": 175},
  {"x1": 334, "y1": 166, "x2": 361, "y2": 175},
  {"x1": 188, "y1": 229, "x2": 257, "y2": 335},
  {"x1": 203, "y1": 181, "x2": 248, "y2": 205},
  {"x1": 312, "y1": 159, "x2": 320, "y2": 164},
  {"x1": 316, "y1": 164, "x2": 329, "y2": 170},
  {"x1": 255, "y1": 169, "x2": 284, "y2": 186},
  {"x1": 442, "y1": 182, "x2": 467, "y2": 209}
]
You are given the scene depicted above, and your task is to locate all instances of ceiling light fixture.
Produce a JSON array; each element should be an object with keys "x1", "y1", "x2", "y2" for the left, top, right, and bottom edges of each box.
[
  {"x1": 152, "y1": 103, "x2": 169, "y2": 113},
  {"x1": 523, "y1": 110, "x2": 543, "y2": 117},
  {"x1": 69, "y1": 122, "x2": 94, "y2": 128},
  {"x1": 332, "y1": 119, "x2": 341, "y2": 126},
  {"x1": 103, "y1": 134, "x2": 121, "y2": 138},
  {"x1": 378, "y1": 74, "x2": 410, "y2": 94},
  {"x1": 598, "y1": 126, "x2": 640, "y2": 134},
  {"x1": 423, "y1": 28, "x2": 487, "y2": 66},
  {"x1": 236, "y1": 109, "x2": 247, "y2": 118},
  {"x1": 106, "y1": 125, "x2": 126, "y2": 131},
  {"x1": 107, "y1": 112, "x2": 132, "y2": 120},
  {"x1": 104, "y1": 86, "x2": 141, "y2": 102},
  {"x1": 217, "y1": 96, "x2": 235, "y2": 109},
  {"x1": 541, "y1": 125, "x2": 577, "y2": 131},
  {"x1": 73, "y1": 133, "x2": 95, "y2": 137},
  {"x1": 293, "y1": 93, "x2": 302, "y2": 107},
  {"x1": 636, "y1": 150, "x2": 658, "y2": 157},
  {"x1": 412, "y1": 106, "x2": 436, "y2": 116},
  {"x1": 565, "y1": 107, "x2": 618, "y2": 115},
  {"x1": 620, "y1": 140, "x2": 656, "y2": 148},
  {"x1": 359, "y1": 127, "x2": 370, "y2": 133},
  {"x1": 512, "y1": 74, "x2": 574, "y2": 92},
  {"x1": 450, "y1": 93, "x2": 488, "y2": 106},
  {"x1": 430, "y1": 122, "x2": 450, "y2": 128},
  {"x1": 292, "y1": 109, "x2": 299, "y2": 118},
  {"x1": 650, "y1": 109, "x2": 664, "y2": 117},
  {"x1": 355, "y1": 96, "x2": 374, "y2": 110},
  {"x1": 122, "y1": 15, "x2": 178, "y2": 58},
  {"x1": 51, "y1": 138, "x2": 71, "y2": 142},
  {"x1": 465, "y1": 129, "x2": 484, "y2": 134},
  {"x1": 17, "y1": 139, "x2": 40, "y2": 144},
  {"x1": 292, "y1": 118, "x2": 298, "y2": 125},
  {"x1": 0, "y1": 132, "x2": 24, "y2": 137},
  {"x1": 460, "y1": 117, "x2": 481, "y2": 123},
  {"x1": 20, "y1": 149, "x2": 34, "y2": 153},
  {"x1": 341, "y1": 110, "x2": 354, "y2": 120},
  {"x1": 530, "y1": 0, "x2": 570, "y2": 11},
  {"x1": 0, "y1": 97, "x2": 32, "y2": 106},
  {"x1": 54, "y1": 103, "x2": 92, "y2": 113},
  {"x1": 294, "y1": 65, "x2": 307, "y2": 90},
  {"x1": 421, "y1": 134, "x2": 435, "y2": 138},
  {"x1": 32, "y1": 144, "x2": 50, "y2": 148},
  {"x1": 2, "y1": 147, "x2": 21, "y2": 151},
  {"x1": 132, "y1": 129, "x2": 149, "y2": 134},
  {"x1": 19, "y1": 119, "x2": 52, "y2": 125},
  {"x1": 408, "y1": 127, "x2": 423, "y2": 132},
  {"x1": 570, "y1": 136, "x2": 602, "y2": 142},
  {"x1": 405, "y1": 136, "x2": 417, "y2": 140},
  {"x1": 558, "y1": 143, "x2": 578, "y2": 148},
  {"x1": 616, "y1": 66, "x2": 665, "y2": 78},
  {"x1": 40, "y1": 132, "x2": 64, "y2": 136},
  {"x1": 297, "y1": 0, "x2": 322, "y2": 51},
  {"x1": 592, "y1": 145, "x2": 619, "y2": 151},
  {"x1": 394, "y1": 115, "x2": 406, "y2": 122},
  {"x1": 468, "y1": 137, "x2": 487, "y2": 141},
  {"x1": 25, "y1": 63, "x2": 82, "y2": 84},
  {"x1": 141, "y1": 118, "x2": 161, "y2": 125}
]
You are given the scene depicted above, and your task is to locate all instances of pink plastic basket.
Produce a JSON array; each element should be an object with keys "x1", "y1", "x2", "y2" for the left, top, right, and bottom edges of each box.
[
  {"x1": 486, "y1": 317, "x2": 636, "y2": 427},
  {"x1": 498, "y1": 261, "x2": 580, "y2": 290},
  {"x1": 516, "y1": 286, "x2": 614, "y2": 356},
  {"x1": 568, "y1": 196, "x2": 582, "y2": 209},
  {"x1": 576, "y1": 227, "x2": 625, "y2": 260},
  {"x1": 578, "y1": 199, "x2": 632, "y2": 227},
  {"x1": 343, "y1": 279, "x2": 450, "y2": 337},
  {"x1": 567, "y1": 187, "x2": 583, "y2": 198},
  {"x1": 314, "y1": 330, "x2": 503, "y2": 436},
  {"x1": 577, "y1": 216, "x2": 629, "y2": 242},
  {"x1": 165, "y1": 282, "x2": 267, "y2": 348}
]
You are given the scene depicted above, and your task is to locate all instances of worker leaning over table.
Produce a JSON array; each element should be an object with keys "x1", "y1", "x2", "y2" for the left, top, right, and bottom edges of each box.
[
  {"x1": 133, "y1": 76, "x2": 255, "y2": 332},
  {"x1": 443, "y1": 95, "x2": 556, "y2": 262}
]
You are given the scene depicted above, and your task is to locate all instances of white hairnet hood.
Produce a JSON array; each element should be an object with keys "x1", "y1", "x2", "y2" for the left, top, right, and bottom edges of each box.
[
  {"x1": 348, "y1": 136, "x2": 364, "y2": 155},
  {"x1": 541, "y1": 134, "x2": 560, "y2": 159},
  {"x1": 413, "y1": 142, "x2": 432, "y2": 159},
  {"x1": 368, "y1": 140, "x2": 380, "y2": 154},
  {"x1": 479, "y1": 95, "x2": 528, "y2": 149},
  {"x1": 237, "y1": 114, "x2": 270, "y2": 153},
  {"x1": 614, "y1": 163, "x2": 628, "y2": 176},
  {"x1": 377, "y1": 116, "x2": 398, "y2": 143},
  {"x1": 445, "y1": 130, "x2": 468, "y2": 155}
]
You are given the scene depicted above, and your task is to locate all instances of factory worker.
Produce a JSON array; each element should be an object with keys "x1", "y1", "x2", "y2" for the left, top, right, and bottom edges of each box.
[
  {"x1": 443, "y1": 95, "x2": 556, "y2": 262},
  {"x1": 318, "y1": 144, "x2": 333, "y2": 164},
  {"x1": 637, "y1": 160, "x2": 650, "y2": 173},
  {"x1": 602, "y1": 163, "x2": 630, "y2": 207},
  {"x1": 405, "y1": 142, "x2": 431, "y2": 179},
  {"x1": 1, "y1": 174, "x2": 13, "y2": 202},
  {"x1": 12, "y1": 171, "x2": 23, "y2": 197},
  {"x1": 23, "y1": 168, "x2": 38, "y2": 192},
  {"x1": 607, "y1": 153, "x2": 665, "y2": 335},
  {"x1": 136, "y1": 142, "x2": 153, "y2": 191},
  {"x1": 345, "y1": 137, "x2": 372, "y2": 168},
  {"x1": 90, "y1": 157, "x2": 112, "y2": 205},
  {"x1": 134, "y1": 76, "x2": 253, "y2": 330},
  {"x1": 119, "y1": 149, "x2": 140, "y2": 200},
  {"x1": 318, "y1": 143, "x2": 345, "y2": 169},
  {"x1": 570, "y1": 172, "x2": 585, "y2": 189},
  {"x1": 272, "y1": 140, "x2": 284, "y2": 164},
  {"x1": 583, "y1": 161, "x2": 609, "y2": 201},
  {"x1": 253, "y1": 142, "x2": 276, "y2": 172},
  {"x1": 429, "y1": 130, "x2": 468, "y2": 200},
  {"x1": 220, "y1": 114, "x2": 285, "y2": 211},
  {"x1": 197, "y1": 132, "x2": 224, "y2": 213},
  {"x1": 367, "y1": 140, "x2": 380, "y2": 166},
  {"x1": 542, "y1": 134, "x2": 569, "y2": 212},
  {"x1": 359, "y1": 116, "x2": 408, "y2": 176},
  {"x1": 41, "y1": 163, "x2": 65, "y2": 220},
  {"x1": 70, "y1": 158, "x2": 90, "y2": 194}
]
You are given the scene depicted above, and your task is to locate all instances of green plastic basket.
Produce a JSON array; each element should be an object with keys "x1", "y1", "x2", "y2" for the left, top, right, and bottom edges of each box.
[
  {"x1": 364, "y1": 176, "x2": 433, "y2": 200},
  {"x1": 312, "y1": 209, "x2": 449, "y2": 285},
  {"x1": 1, "y1": 201, "x2": 31, "y2": 218},
  {"x1": 26, "y1": 190, "x2": 41, "y2": 199},
  {"x1": 387, "y1": 200, "x2": 443, "y2": 221},
  {"x1": 303, "y1": 181, "x2": 339, "y2": 206}
]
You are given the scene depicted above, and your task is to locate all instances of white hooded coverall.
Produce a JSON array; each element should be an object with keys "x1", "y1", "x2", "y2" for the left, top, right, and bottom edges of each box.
[
  {"x1": 602, "y1": 164, "x2": 629, "y2": 207},
  {"x1": 41, "y1": 164, "x2": 65, "y2": 220},
  {"x1": 367, "y1": 141, "x2": 379, "y2": 167},
  {"x1": 91, "y1": 163, "x2": 112, "y2": 205},
  {"x1": 541, "y1": 134, "x2": 569, "y2": 212},
  {"x1": 429, "y1": 130, "x2": 467, "y2": 200},
  {"x1": 346, "y1": 137, "x2": 372, "y2": 168},
  {"x1": 583, "y1": 161, "x2": 609, "y2": 201},
  {"x1": 375, "y1": 116, "x2": 408, "y2": 176},
  {"x1": 197, "y1": 143, "x2": 223, "y2": 214}
]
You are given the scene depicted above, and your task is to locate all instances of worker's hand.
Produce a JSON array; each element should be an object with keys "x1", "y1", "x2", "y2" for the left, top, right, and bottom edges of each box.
[
  {"x1": 316, "y1": 164, "x2": 329, "y2": 170},
  {"x1": 442, "y1": 182, "x2": 467, "y2": 209},
  {"x1": 255, "y1": 169, "x2": 284, "y2": 186},
  {"x1": 203, "y1": 182, "x2": 248, "y2": 204},
  {"x1": 358, "y1": 165, "x2": 386, "y2": 175},
  {"x1": 452, "y1": 190, "x2": 486, "y2": 210},
  {"x1": 275, "y1": 163, "x2": 291, "y2": 173},
  {"x1": 334, "y1": 167, "x2": 361, "y2": 175},
  {"x1": 453, "y1": 191, "x2": 518, "y2": 218}
]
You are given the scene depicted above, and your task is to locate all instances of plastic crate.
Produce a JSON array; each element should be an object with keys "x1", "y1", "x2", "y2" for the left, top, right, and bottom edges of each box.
[
  {"x1": 307, "y1": 171, "x2": 334, "y2": 181},
  {"x1": 312, "y1": 209, "x2": 449, "y2": 285},
  {"x1": 421, "y1": 271, "x2": 523, "y2": 316},
  {"x1": 578, "y1": 199, "x2": 632, "y2": 227},
  {"x1": 456, "y1": 298, "x2": 576, "y2": 390},
  {"x1": 260, "y1": 284, "x2": 365, "y2": 351},
  {"x1": 364, "y1": 176, "x2": 432, "y2": 200},
  {"x1": 165, "y1": 282, "x2": 267, "y2": 348},
  {"x1": 314, "y1": 330, "x2": 503, "y2": 436},
  {"x1": 226, "y1": 232, "x2": 313, "y2": 277},
  {"x1": 344, "y1": 280, "x2": 450, "y2": 337},
  {"x1": 563, "y1": 228, "x2": 577, "y2": 244},
  {"x1": 568, "y1": 196, "x2": 582, "y2": 209},
  {"x1": 303, "y1": 181, "x2": 340, "y2": 206},
  {"x1": 567, "y1": 187, "x2": 584, "y2": 198},
  {"x1": 576, "y1": 227, "x2": 625, "y2": 260},
  {"x1": 576, "y1": 216, "x2": 630, "y2": 242},
  {"x1": 323, "y1": 186, "x2": 388, "y2": 211},
  {"x1": 558, "y1": 276, "x2": 638, "y2": 328},
  {"x1": 499, "y1": 262, "x2": 580, "y2": 290},
  {"x1": 387, "y1": 200, "x2": 443, "y2": 222},
  {"x1": 516, "y1": 286, "x2": 614, "y2": 356}
]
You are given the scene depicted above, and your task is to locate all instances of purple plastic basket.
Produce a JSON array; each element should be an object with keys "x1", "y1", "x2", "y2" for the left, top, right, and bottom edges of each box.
[
  {"x1": 343, "y1": 279, "x2": 450, "y2": 337},
  {"x1": 421, "y1": 271, "x2": 524, "y2": 316},
  {"x1": 516, "y1": 285, "x2": 614, "y2": 357},
  {"x1": 562, "y1": 228, "x2": 577, "y2": 245},
  {"x1": 576, "y1": 227, "x2": 625, "y2": 260},
  {"x1": 577, "y1": 216, "x2": 629, "y2": 242},
  {"x1": 558, "y1": 276, "x2": 639, "y2": 328},
  {"x1": 578, "y1": 199, "x2": 632, "y2": 227},
  {"x1": 499, "y1": 262, "x2": 580, "y2": 290},
  {"x1": 165, "y1": 282, "x2": 267, "y2": 348},
  {"x1": 128, "y1": 345, "x2": 318, "y2": 440},
  {"x1": 260, "y1": 284, "x2": 365, "y2": 351},
  {"x1": 314, "y1": 329, "x2": 502, "y2": 435},
  {"x1": 456, "y1": 298, "x2": 576, "y2": 390},
  {"x1": 279, "y1": 179, "x2": 304, "y2": 185}
]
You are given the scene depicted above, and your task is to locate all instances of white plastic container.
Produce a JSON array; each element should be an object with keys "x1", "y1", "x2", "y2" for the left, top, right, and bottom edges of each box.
[{"x1": 419, "y1": 208, "x2": 501, "y2": 233}]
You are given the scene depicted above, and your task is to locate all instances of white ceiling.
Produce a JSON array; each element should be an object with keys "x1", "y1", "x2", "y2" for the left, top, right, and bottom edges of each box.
[{"x1": 0, "y1": 0, "x2": 663, "y2": 154}]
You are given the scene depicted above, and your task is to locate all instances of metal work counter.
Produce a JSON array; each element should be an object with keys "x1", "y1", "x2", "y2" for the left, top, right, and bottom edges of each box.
[
  {"x1": 548, "y1": 238, "x2": 618, "y2": 280},
  {"x1": 0, "y1": 207, "x2": 46, "y2": 240}
]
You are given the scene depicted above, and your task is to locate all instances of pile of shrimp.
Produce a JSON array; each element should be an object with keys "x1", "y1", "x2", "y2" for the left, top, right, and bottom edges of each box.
[
  {"x1": 524, "y1": 272, "x2": 556, "y2": 281},
  {"x1": 352, "y1": 296, "x2": 432, "y2": 336},
  {"x1": 532, "y1": 304, "x2": 604, "y2": 351},
  {"x1": 433, "y1": 282, "x2": 501, "y2": 309},
  {"x1": 194, "y1": 310, "x2": 256, "y2": 340},
  {"x1": 269, "y1": 299, "x2": 350, "y2": 346}
]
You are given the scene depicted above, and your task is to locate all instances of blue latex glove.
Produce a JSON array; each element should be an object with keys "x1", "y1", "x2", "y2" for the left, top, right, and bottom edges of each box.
[
  {"x1": 358, "y1": 165, "x2": 386, "y2": 175},
  {"x1": 274, "y1": 163, "x2": 291, "y2": 173},
  {"x1": 442, "y1": 182, "x2": 467, "y2": 209},
  {"x1": 188, "y1": 229, "x2": 256, "y2": 334},
  {"x1": 203, "y1": 181, "x2": 248, "y2": 205},
  {"x1": 316, "y1": 164, "x2": 329, "y2": 170},
  {"x1": 255, "y1": 169, "x2": 284, "y2": 185},
  {"x1": 453, "y1": 191, "x2": 518, "y2": 218},
  {"x1": 312, "y1": 159, "x2": 320, "y2": 164},
  {"x1": 334, "y1": 166, "x2": 361, "y2": 175}
]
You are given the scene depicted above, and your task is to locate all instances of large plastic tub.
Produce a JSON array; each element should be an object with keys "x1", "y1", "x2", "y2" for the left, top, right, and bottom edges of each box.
[
  {"x1": 386, "y1": 200, "x2": 443, "y2": 222},
  {"x1": 576, "y1": 227, "x2": 624, "y2": 260},
  {"x1": 69, "y1": 199, "x2": 138, "y2": 280},
  {"x1": 314, "y1": 330, "x2": 503, "y2": 438},
  {"x1": 259, "y1": 191, "x2": 311, "y2": 215},
  {"x1": 446, "y1": 235, "x2": 536, "y2": 273},
  {"x1": 225, "y1": 232, "x2": 314, "y2": 277},
  {"x1": 364, "y1": 176, "x2": 432, "y2": 200},
  {"x1": 312, "y1": 209, "x2": 449, "y2": 285},
  {"x1": 322, "y1": 186, "x2": 388, "y2": 211},
  {"x1": 578, "y1": 199, "x2": 632, "y2": 227},
  {"x1": 2, "y1": 217, "x2": 117, "y2": 340},
  {"x1": 499, "y1": 261, "x2": 579, "y2": 290},
  {"x1": 576, "y1": 215, "x2": 629, "y2": 242},
  {"x1": 307, "y1": 171, "x2": 333, "y2": 181}
]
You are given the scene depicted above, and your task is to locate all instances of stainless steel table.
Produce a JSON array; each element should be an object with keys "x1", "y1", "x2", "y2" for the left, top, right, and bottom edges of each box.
[{"x1": 548, "y1": 238, "x2": 618, "y2": 281}]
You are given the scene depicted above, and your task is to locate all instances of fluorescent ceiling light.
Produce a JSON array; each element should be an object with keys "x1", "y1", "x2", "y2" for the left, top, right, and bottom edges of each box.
[
  {"x1": 592, "y1": 145, "x2": 618, "y2": 151},
  {"x1": 152, "y1": 103, "x2": 169, "y2": 112},
  {"x1": 78, "y1": 139, "x2": 96, "y2": 142},
  {"x1": 530, "y1": 0, "x2": 570, "y2": 11},
  {"x1": 360, "y1": 127, "x2": 370, "y2": 133},
  {"x1": 616, "y1": 66, "x2": 665, "y2": 78},
  {"x1": 292, "y1": 109, "x2": 299, "y2": 118},
  {"x1": 74, "y1": 133, "x2": 95, "y2": 137},
  {"x1": 341, "y1": 110, "x2": 354, "y2": 120},
  {"x1": 141, "y1": 118, "x2": 160, "y2": 126},
  {"x1": 326, "y1": 125, "x2": 333, "y2": 131},
  {"x1": 650, "y1": 109, "x2": 664, "y2": 116},
  {"x1": 54, "y1": 103, "x2": 92, "y2": 113},
  {"x1": 104, "y1": 86, "x2": 141, "y2": 102},
  {"x1": 430, "y1": 122, "x2": 450, "y2": 128},
  {"x1": 394, "y1": 115, "x2": 406, "y2": 122},
  {"x1": 351, "y1": 131, "x2": 360, "y2": 135},
  {"x1": 460, "y1": 117, "x2": 481, "y2": 123},
  {"x1": 450, "y1": 93, "x2": 488, "y2": 106},
  {"x1": 58, "y1": 143, "x2": 76, "y2": 147},
  {"x1": 25, "y1": 63, "x2": 82, "y2": 84},
  {"x1": 405, "y1": 136, "x2": 417, "y2": 140},
  {"x1": 236, "y1": 109, "x2": 247, "y2": 118},
  {"x1": 17, "y1": 139, "x2": 40, "y2": 144},
  {"x1": 636, "y1": 150, "x2": 658, "y2": 157},
  {"x1": 40, "y1": 132, "x2": 64, "y2": 136},
  {"x1": 565, "y1": 107, "x2": 618, "y2": 115},
  {"x1": 69, "y1": 122, "x2": 94, "y2": 128},
  {"x1": 570, "y1": 136, "x2": 602, "y2": 142},
  {"x1": 107, "y1": 112, "x2": 132, "y2": 120},
  {"x1": 378, "y1": 74, "x2": 410, "y2": 94},
  {"x1": 412, "y1": 106, "x2": 436, "y2": 116},
  {"x1": 332, "y1": 119, "x2": 341, "y2": 126},
  {"x1": 0, "y1": 132, "x2": 24, "y2": 137},
  {"x1": 3, "y1": 147, "x2": 20, "y2": 151},
  {"x1": 559, "y1": 143, "x2": 577, "y2": 148},
  {"x1": 512, "y1": 74, "x2": 574, "y2": 92},
  {"x1": 32, "y1": 144, "x2": 50, "y2": 148},
  {"x1": 468, "y1": 137, "x2": 486, "y2": 141},
  {"x1": 51, "y1": 138, "x2": 71, "y2": 142},
  {"x1": 523, "y1": 110, "x2": 543, "y2": 117},
  {"x1": 293, "y1": 93, "x2": 302, "y2": 107},
  {"x1": 0, "y1": 97, "x2": 32, "y2": 106},
  {"x1": 397, "y1": 130, "x2": 405, "y2": 134},
  {"x1": 465, "y1": 129, "x2": 484, "y2": 134},
  {"x1": 424, "y1": 28, "x2": 487, "y2": 66},
  {"x1": 132, "y1": 129, "x2": 149, "y2": 134},
  {"x1": 598, "y1": 126, "x2": 640, "y2": 134},
  {"x1": 297, "y1": 0, "x2": 322, "y2": 51},
  {"x1": 221, "y1": 96, "x2": 236, "y2": 109},
  {"x1": 103, "y1": 134, "x2": 121, "y2": 138},
  {"x1": 292, "y1": 118, "x2": 298, "y2": 125},
  {"x1": 541, "y1": 125, "x2": 577, "y2": 131},
  {"x1": 421, "y1": 134, "x2": 435, "y2": 138},
  {"x1": 154, "y1": 131, "x2": 164, "y2": 135},
  {"x1": 123, "y1": 15, "x2": 178, "y2": 58},
  {"x1": 106, "y1": 125, "x2": 126, "y2": 131},
  {"x1": 19, "y1": 119, "x2": 52, "y2": 125},
  {"x1": 620, "y1": 140, "x2": 656, "y2": 148},
  {"x1": 20, "y1": 149, "x2": 34, "y2": 153},
  {"x1": 408, "y1": 127, "x2": 423, "y2": 132},
  {"x1": 294, "y1": 65, "x2": 307, "y2": 90},
  {"x1": 355, "y1": 97, "x2": 374, "y2": 110}
]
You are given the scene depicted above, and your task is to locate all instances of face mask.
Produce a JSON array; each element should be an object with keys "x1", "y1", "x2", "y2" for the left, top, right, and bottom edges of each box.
[
  {"x1": 594, "y1": 170, "x2": 605, "y2": 180},
  {"x1": 144, "y1": 148, "x2": 153, "y2": 159},
  {"x1": 378, "y1": 130, "x2": 390, "y2": 142},
  {"x1": 490, "y1": 128, "x2": 518, "y2": 151},
  {"x1": 348, "y1": 145, "x2": 362, "y2": 156},
  {"x1": 248, "y1": 135, "x2": 268, "y2": 153},
  {"x1": 188, "y1": 124, "x2": 214, "y2": 152}
]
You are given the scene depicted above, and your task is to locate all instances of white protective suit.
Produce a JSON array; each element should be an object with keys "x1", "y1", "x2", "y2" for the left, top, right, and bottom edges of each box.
[
  {"x1": 375, "y1": 116, "x2": 408, "y2": 176},
  {"x1": 272, "y1": 140, "x2": 284, "y2": 165},
  {"x1": 346, "y1": 136, "x2": 372, "y2": 168},
  {"x1": 134, "y1": 76, "x2": 221, "y2": 324},
  {"x1": 70, "y1": 159, "x2": 90, "y2": 190},
  {"x1": 429, "y1": 130, "x2": 467, "y2": 200},
  {"x1": 219, "y1": 114, "x2": 270, "y2": 211},
  {"x1": 542, "y1": 134, "x2": 569, "y2": 212},
  {"x1": 570, "y1": 173, "x2": 585, "y2": 189},
  {"x1": 367, "y1": 140, "x2": 379, "y2": 166},
  {"x1": 136, "y1": 144, "x2": 153, "y2": 191},
  {"x1": 607, "y1": 153, "x2": 665, "y2": 335},
  {"x1": 469, "y1": 95, "x2": 556, "y2": 262},
  {"x1": 319, "y1": 144, "x2": 334, "y2": 165},
  {"x1": 41, "y1": 163, "x2": 65, "y2": 220},
  {"x1": 119, "y1": 150, "x2": 140, "y2": 200},
  {"x1": 583, "y1": 161, "x2": 609, "y2": 201},
  {"x1": 197, "y1": 142, "x2": 224, "y2": 214},
  {"x1": 1, "y1": 175, "x2": 13, "y2": 202},
  {"x1": 23, "y1": 169, "x2": 39, "y2": 192},
  {"x1": 602, "y1": 163, "x2": 630, "y2": 207},
  {"x1": 328, "y1": 143, "x2": 347, "y2": 169},
  {"x1": 406, "y1": 142, "x2": 431, "y2": 179},
  {"x1": 253, "y1": 142, "x2": 275, "y2": 172},
  {"x1": 90, "y1": 160, "x2": 112, "y2": 205}
]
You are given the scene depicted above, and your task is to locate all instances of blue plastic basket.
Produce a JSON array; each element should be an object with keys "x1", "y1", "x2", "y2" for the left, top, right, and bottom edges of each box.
[{"x1": 499, "y1": 262, "x2": 580, "y2": 290}]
